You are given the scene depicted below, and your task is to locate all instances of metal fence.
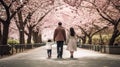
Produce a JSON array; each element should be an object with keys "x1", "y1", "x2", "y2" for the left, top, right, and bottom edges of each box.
[
  {"x1": 0, "y1": 43, "x2": 46, "y2": 57},
  {"x1": 78, "y1": 44, "x2": 120, "y2": 54}
]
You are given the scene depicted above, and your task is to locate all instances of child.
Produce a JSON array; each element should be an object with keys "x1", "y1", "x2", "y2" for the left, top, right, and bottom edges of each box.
[{"x1": 46, "y1": 39, "x2": 53, "y2": 59}]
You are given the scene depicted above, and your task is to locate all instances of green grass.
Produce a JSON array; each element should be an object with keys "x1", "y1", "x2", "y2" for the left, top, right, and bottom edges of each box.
[
  {"x1": 8, "y1": 39, "x2": 19, "y2": 45},
  {"x1": 92, "y1": 34, "x2": 120, "y2": 45}
]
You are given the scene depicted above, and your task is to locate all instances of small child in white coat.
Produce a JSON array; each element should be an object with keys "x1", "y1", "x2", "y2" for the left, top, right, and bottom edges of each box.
[{"x1": 46, "y1": 39, "x2": 53, "y2": 59}]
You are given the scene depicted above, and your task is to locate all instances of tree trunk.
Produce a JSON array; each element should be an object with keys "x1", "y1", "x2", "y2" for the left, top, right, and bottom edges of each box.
[
  {"x1": 38, "y1": 34, "x2": 42, "y2": 43},
  {"x1": 19, "y1": 29, "x2": 25, "y2": 44},
  {"x1": 0, "y1": 23, "x2": 2, "y2": 45},
  {"x1": 99, "y1": 32, "x2": 104, "y2": 45},
  {"x1": 2, "y1": 23, "x2": 9, "y2": 45},
  {"x1": 33, "y1": 31, "x2": 42, "y2": 43},
  {"x1": 27, "y1": 35, "x2": 31, "y2": 44},
  {"x1": 0, "y1": 23, "x2": 11, "y2": 56},
  {"x1": 81, "y1": 35, "x2": 86, "y2": 44},
  {"x1": 33, "y1": 31, "x2": 39, "y2": 43},
  {"x1": 108, "y1": 28, "x2": 119, "y2": 45},
  {"x1": 88, "y1": 36, "x2": 92, "y2": 44},
  {"x1": 17, "y1": 11, "x2": 25, "y2": 44},
  {"x1": 27, "y1": 27, "x2": 32, "y2": 44}
]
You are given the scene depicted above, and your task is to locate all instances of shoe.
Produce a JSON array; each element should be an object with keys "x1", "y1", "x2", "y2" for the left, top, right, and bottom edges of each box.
[
  {"x1": 70, "y1": 55, "x2": 73, "y2": 58},
  {"x1": 59, "y1": 56, "x2": 62, "y2": 59},
  {"x1": 48, "y1": 56, "x2": 50, "y2": 59},
  {"x1": 57, "y1": 55, "x2": 59, "y2": 58},
  {"x1": 59, "y1": 55, "x2": 62, "y2": 59}
]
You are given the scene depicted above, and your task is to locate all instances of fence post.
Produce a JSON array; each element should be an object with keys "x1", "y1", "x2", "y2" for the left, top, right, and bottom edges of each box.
[{"x1": 11, "y1": 45, "x2": 14, "y2": 54}]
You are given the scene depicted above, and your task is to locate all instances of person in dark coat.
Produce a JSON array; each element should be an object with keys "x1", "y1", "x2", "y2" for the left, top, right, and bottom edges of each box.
[{"x1": 53, "y1": 22, "x2": 66, "y2": 58}]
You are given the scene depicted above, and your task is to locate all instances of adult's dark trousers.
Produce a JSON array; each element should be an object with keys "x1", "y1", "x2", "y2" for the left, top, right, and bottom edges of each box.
[{"x1": 57, "y1": 41, "x2": 64, "y2": 58}]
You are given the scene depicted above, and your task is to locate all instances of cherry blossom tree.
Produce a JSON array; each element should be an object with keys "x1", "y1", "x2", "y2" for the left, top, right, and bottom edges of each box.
[
  {"x1": 33, "y1": 26, "x2": 42, "y2": 43},
  {"x1": 77, "y1": 21, "x2": 108, "y2": 44},
  {"x1": 0, "y1": 0, "x2": 28, "y2": 45},
  {"x1": 13, "y1": 0, "x2": 54, "y2": 44},
  {"x1": 24, "y1": 0, "x2": 54, "y2": 44},
  {"x1": 25, "y1": 9, "x2": 52, "y2": 44},
  {"x1": 14, "y1": 8, "x2": 39, "y2": 44},
  {"x1": 0, "y1": 0, "x2": 28, "y2": 56},
  {"x1": 63, "y1": 0, "x2": 120, "y2": 45},
  {"x1": 86, "y1": 0, "x2": 120, "y2": 45}
]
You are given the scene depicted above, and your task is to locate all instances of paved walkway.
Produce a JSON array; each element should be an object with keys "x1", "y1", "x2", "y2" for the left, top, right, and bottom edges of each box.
[{"x1": 0, "y1": 44, "x2": 120, "y2": 67}]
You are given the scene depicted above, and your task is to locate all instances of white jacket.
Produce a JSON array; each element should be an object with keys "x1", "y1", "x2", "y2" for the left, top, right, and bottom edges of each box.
[{"x1": 46, "y1": 42, "x2": 53, "y2": 49}]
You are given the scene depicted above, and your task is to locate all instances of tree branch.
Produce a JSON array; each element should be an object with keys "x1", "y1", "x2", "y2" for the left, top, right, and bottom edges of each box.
[
  {"x1": 10, "y1": 4, "x2": 24, "y2": 20},
  {"x1": 117, "y1": 32, "x2": 120, "y2": 37},
  {"x1": 0, "y1": 0, "x2": 11, "y2": 21},
  {"x1": 13, "y1": 16, "x2": 20, "y2": 28},
  {"x1": 23, "y1": 12, "x2": 31, "y2": 26},
  {"x1": 118, "y1": 18, "x2": 120, "y2": 23},
  {"x1": 96, "y1": 9, "x2": 114, "y2": 25},
  {"x1": 24, "y1": 30, "x2": 29, "y2": 36},
  {"x1": 37, "y1": 9, "x2": 52, "y2": 23},
  {"x1": 0, "y1": 0, "x2": 8, "y2": 8},
  {"x1": 103, "y1": 11, "x2": 114, "y2": 22},
  {"x1": 10, "y1": 0, "x2": 29, "y2": 20},
  {"x1": 111, "y1": 0, "x2": 120, "y2": 12},
  {"x1": 92, "y1": 26, "x2": 108, "y2": 36},
  {"x1": 8, "y1": 0, "x2": 16, "y2": 8},
  {"x1": 77, "y1": 25, "x2": 89, "y2": 36},
  {"x1": 86, "y1": 1, "x2": 115, "y2": 25},
  {"x1": 23, "y1": 9, "x2": 37, "y2": 25},
  {"x1": 0, "y1": 18, "x2": 5, "y2": 23}
]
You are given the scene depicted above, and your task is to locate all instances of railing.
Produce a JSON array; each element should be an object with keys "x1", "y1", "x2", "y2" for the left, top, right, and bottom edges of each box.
[
  {"x1": 0, "y1": 43, "x2": 46, "y2": 57},
  {"x1": 78, "y1": 44, "x2": 120, "y2": 54}
]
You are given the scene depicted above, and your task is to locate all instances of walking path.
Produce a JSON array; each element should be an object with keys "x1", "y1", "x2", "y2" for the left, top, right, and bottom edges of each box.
[{"x1": 0, "y1": 44, "x2": 120, "y2": 67}]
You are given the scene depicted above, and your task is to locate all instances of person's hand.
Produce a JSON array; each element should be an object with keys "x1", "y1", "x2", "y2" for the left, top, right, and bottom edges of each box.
[{"x1": 64, "y1": 41, "x2": 67, "y2": 45}]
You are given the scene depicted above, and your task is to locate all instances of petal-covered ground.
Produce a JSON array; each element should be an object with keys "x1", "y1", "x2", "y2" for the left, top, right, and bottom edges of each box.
[{"x1": 0, "y1": 44, "x2": 120, "y2": 67}]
